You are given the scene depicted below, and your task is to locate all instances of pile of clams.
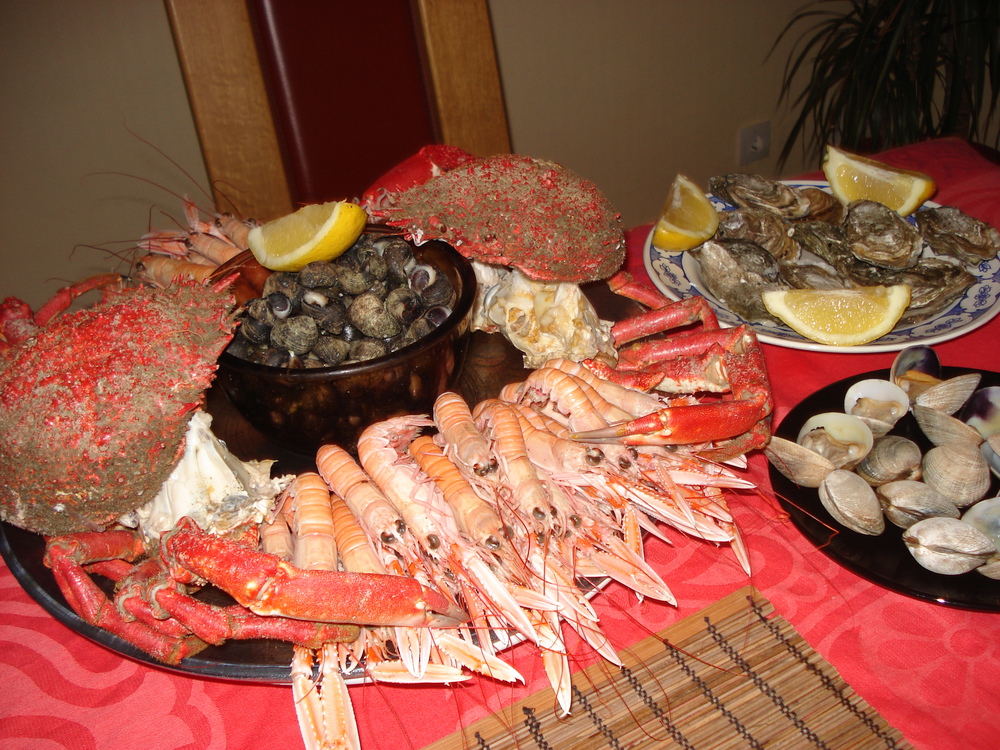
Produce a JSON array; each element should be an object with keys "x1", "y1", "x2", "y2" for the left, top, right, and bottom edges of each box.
[
  {"x1": 223, "y1": 233, "x2": 457, "y2": 368},
  {"x1": 766, "y1": 345, "x2": 1000, "y2": 579}
]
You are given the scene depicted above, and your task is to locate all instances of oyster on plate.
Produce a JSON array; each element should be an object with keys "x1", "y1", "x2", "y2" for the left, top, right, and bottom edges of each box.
[{"x1": 844, "y1": 200, "x2": 923, "y2": 270}]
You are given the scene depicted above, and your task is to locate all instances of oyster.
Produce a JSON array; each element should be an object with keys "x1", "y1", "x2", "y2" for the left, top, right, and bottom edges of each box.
[
  {"x1": 818, "y1": 469, "x2": 884, "y2": 535},
  {"x1": 789, "y1": 221, "x2": 850, "y2": 266},
  {"x1": 800, "y1": 187, "x2": 846, "y2": 224},
  {"x1": 877, "y1": 479, "x2": 959, "y2": 529},
  {"x1": 716, "y1": 208, "x2": 800, "y2": 262},
  {"x1": 777, "y1": 261, "x2": 847, "y2": 291},
  {"x1": 689, "y1": 239, "x2": 789, "y2": 323},
  {"x1": 903, "y1": 517, "x2": 996, "y2": 575},
  {"x1": 708, "y1": 174, "x2": 811, "y2": 219},
  {"x1": 844, "y1": 200, "x2": 923, "y2": 270},
  {"x1": 915, "y1": 206, "x2": 1000, "y2": 266}
]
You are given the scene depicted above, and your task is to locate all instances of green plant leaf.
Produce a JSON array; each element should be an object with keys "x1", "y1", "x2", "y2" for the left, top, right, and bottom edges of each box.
[{"x1": 771, "y1": 0, "x2": 1000, "y2": 168}]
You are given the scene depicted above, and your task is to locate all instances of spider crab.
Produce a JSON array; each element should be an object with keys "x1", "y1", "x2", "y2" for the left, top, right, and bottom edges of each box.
[
  {"x1": 0, "y1": 276, "x2": 464, "y2": 664},
  {"x1": 363, "y1": 146, "x2": 771, "y2": 460}
]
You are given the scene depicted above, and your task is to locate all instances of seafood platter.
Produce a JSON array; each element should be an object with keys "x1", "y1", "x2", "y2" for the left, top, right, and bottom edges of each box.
[
  {"x1": 645, "y1": 176, "x2": 1000, "y2": 352},
  {"x1": 0, "y1": 147, "x2": 779, "y2": 748},
  {"x1": 767, "y1": 345, "x2": 1000, "y2": 611}
]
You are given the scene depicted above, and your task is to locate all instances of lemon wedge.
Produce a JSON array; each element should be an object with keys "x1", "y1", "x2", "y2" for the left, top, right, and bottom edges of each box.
[
  {"x1": 822, "y1": 145, "x2": 936, "y2": 217},
  {"x1": 248, "y1": 200, "x2": 368, "y2": 272},
  {"x1": 652, "y1": 174, "x2": 720, "y2": 251},
  {"x1": 762, "y1": 285, "x2": 911, "y2": 346}
]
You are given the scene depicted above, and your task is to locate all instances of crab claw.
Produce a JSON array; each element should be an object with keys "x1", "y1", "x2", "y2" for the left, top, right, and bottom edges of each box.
[{"x1": 161, "y1": 518, "x2": 467, "y2": 629}]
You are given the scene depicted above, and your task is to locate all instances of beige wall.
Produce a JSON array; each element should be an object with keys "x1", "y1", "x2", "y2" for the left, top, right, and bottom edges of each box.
[
  {"x1": 488, "y1": 0, "x2": 816, "y2": 227},
  {"x1": 1, "y1": 0, "x2": 832, "y2": 310},
  {"x1": 0, "y1": 1, "x2": 209, "y2": 310}
]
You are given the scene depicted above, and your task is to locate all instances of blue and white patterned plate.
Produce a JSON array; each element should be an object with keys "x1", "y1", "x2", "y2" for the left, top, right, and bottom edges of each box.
[{"x1": 643, "y1": 180, "x2": 1000, "y2": 353}]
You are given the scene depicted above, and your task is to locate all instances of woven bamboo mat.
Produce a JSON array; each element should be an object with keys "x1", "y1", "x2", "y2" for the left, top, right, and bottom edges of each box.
[{"x1": 425, "y1": 586, "x2": 911, "y2": 750}]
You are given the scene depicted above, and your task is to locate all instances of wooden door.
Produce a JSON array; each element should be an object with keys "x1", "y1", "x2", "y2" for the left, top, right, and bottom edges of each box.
[{"x1": 165, "y1": 0, "x2": 510, "y2": 221}]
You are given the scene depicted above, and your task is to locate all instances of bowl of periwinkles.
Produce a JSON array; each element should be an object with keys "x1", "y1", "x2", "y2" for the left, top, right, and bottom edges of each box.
[{"x1": 214, "y1": 233, "x2": 476, "y2": 454}]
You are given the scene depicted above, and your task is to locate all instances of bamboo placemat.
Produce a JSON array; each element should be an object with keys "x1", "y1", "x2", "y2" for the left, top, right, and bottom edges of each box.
[{"x1": 425, "y1": 586, "x2": 911, "y2": 750}]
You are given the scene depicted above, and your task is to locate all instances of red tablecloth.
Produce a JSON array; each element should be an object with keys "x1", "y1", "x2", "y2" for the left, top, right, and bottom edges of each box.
[{"x1": 3, "y1": 138, "x2": 1000, "y2": 750}]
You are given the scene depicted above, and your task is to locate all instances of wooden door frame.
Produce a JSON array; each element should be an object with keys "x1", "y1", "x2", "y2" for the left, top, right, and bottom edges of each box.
[{"x1": 164, "y1": 0, "x2": 510, "y2": 221}]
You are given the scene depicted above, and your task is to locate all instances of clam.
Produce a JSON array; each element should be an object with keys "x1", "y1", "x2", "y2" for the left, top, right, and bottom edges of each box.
[
  {"x1": 889, "y1": 346, "x2": 981, "y2": 413},
  {"x1": 766, "y1": 412, "x2": 873, "y2": 488},
  {"x1": 914, "y1": 373, "x2": 981, "y2": 414},
  {"x1": 818, "y1": 469, "x2": 884, "y2": 535},
  {"x1": 876, "y1": 479, "x2": 959, "y2": 529},
  {"x1": 912, "y1": 404, "x2": 984, "y2": 447},
  {"x1": 922, "y1": 442, "x2": 991, "y2": 508},
  {"x1": 956, "y1": 387, "x2": 1000, "y2": 478},
  {"x1": 796, "y1": 413, "x2": 874, "y2": 470},
  {"x1": 765, "y1": 436, "x2": 836, "y2": 488},
  {"x1": 890, "y1": 345, "x2": 940, "y2": 399},
  {"x1": 903, "y1": 517, "x2": 996, "y2": 575},
  {"x1": 854, "y1": 435, "x2": 923, "y2": 486},
  {"x1": 843, "y1": 378, "x2": 909, "y2": 437},
  {"x1": 976, "y1": 557, "x2": 1000, "y2": 580},
  {"x1": 985, "y1": 433, "x2": 1000, "y2": 480},
  {"x1": 963, "y1": 496, "x2": 1000, "y2": 549}
]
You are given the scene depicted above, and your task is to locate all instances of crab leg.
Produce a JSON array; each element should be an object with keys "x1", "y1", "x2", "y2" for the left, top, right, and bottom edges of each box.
[
  {"x1": 44, "y1": 531, "x2": 208, "y2": 664},
  {"x1": 0, "y1": 273, "x2": 123, "y2": 350},
  {"x1": 574, "y1": 326, "x2": 772, "y2": 458},
  {"x1": 160, "y1": 518, "x2": 467, "y2": 628},
  {"x1": 611, "y1": 294, "x2": 719, "y2": 345}
]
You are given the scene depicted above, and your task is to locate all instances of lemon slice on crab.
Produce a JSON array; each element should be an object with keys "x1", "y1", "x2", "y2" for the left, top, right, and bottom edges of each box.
[
  {"x1": 651, "y1": 174, "x2": 720, "y2": 251},
  {"x1": 823, "y1": 145, "x2": 936, "y2": 217},
  {"x1": 762, "y1": 285, "x2": 911, "y2": 346},
  {"x1": 248, "y1": 200, "x2": 368, "y2": 272}
]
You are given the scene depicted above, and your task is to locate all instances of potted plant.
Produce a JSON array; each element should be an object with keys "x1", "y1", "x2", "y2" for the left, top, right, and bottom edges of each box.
[{"x1": 771, "y1": 0, "x2": 1000, "y2": 167}]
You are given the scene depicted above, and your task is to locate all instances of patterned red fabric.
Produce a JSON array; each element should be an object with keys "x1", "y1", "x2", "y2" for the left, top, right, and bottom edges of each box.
[{"x1": 3, "y1": 138, "x2": 999, "y2": 749}]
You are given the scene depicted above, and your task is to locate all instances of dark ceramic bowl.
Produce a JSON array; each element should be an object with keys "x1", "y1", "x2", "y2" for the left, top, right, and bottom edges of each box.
[{"x1": 215, "y1": 239, "x2": 476, "y2": 455}]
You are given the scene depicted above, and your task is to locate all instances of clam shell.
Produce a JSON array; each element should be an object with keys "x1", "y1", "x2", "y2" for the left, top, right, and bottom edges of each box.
[
  {"x1": 985, "y1": 433, "x2": 1000, "y2": 480},
  {"x1": 796, "y1": 412, "x2": 874, "y2": 470},
  {"x1": 854, "y1": 435, "x2": 923, "y2": 486},
  {"x1": 903, "y1": 517, "x2": 996, "y2": 575},
  {"x1": 958, "y1": 386, "x2": 1000, "y2": 438},
  {"x1": 976, "y1": 556, "x2": 1000, "y2": 579},
  {"x1": 764, "y1": 436, "x2": 835, "y2": 488},
  {"x1": 962, "y1": 496, "x2": 1000, "y2": 549},
  {"x1": 914, "y1": 373, "x2": 981, "y2": 414},
  {"x1": 818, "y1": 469, "x2": 884, "y2": 535},
  {"x1": 922, "y1": 442, "x2": 991, "y2": 508},
  {"x1": 890, "y1": 346, "x2": 940, "y2": 396},
  {"x1": 843, "y1": 379, "x2": 910, "y2": 437},
  {"x1": 876, "y1": 479, "x2": 959, "y2": 529},
  {"x1": 912, "y1": 404, "x2": 984, "y2": 447}
]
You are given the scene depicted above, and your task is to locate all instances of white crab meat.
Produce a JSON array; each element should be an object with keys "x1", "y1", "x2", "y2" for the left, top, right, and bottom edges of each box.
[
  {"x1": 124, "y1": 410, "x2": 292, "y2": 542},
  {"x1": 472, "y1": 262, "x2": 616, "y2": 369}
]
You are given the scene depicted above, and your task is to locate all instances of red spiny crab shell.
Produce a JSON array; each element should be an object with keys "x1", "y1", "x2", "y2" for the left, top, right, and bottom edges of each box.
[
  {"x1": 369, "y1": 154, "x2": 627, "y2": 283},
  {"x1": 0, "y1": 280, "x2": 237, "y2": 536}
]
